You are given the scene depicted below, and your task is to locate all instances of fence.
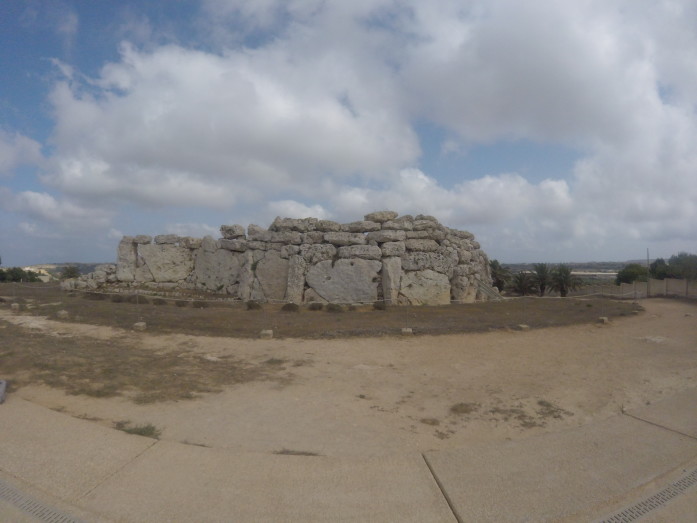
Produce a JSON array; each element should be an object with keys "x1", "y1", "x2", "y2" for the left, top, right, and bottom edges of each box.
[{"x1": 569, "y1": 278, "x2": 697, "y2": 300}]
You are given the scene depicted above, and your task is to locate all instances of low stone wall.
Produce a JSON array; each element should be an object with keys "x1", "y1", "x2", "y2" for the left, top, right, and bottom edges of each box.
[{"x1": 71, "y1": 211, "x2": 496, "y2": 305}]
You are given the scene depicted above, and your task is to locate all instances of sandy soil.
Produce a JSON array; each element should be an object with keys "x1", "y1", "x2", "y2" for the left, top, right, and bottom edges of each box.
[{"x1": 3, "y1": 299, "x2": 696, "y2": 458}]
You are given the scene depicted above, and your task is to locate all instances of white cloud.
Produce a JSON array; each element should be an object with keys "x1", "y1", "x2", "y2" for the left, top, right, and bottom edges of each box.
[
  {"x1": 6, "y1": 190, "x2": 112, "y2": 230},
  {"x1": 266, "y1": 200, "x2": 331, "y2": 220},
  {"x1": 165, "y1": 222, "x2": 220, "y2": 238},
  {"x1": 0, "y1": 131, "x2": 43, "y2": 175}
]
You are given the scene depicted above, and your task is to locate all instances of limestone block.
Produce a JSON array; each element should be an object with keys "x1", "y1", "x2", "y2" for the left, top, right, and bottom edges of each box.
[
  {"x1": 323, "y1": 232, "x2": 367, "y2": 246},
  {"x1": 300, "y1": 244, "x2": 337, "y2": 264},
  {"x1": 219, "y1": 239, "x2": 248, "y2": 252},
  {"x1": 260, "y1": 329, "x2": 273, "y2": 339},
  {"x1": 285, "y1": 255, "x2": 306, "y2": 303},
  {"x1": 133, "y1": 235, "x2": 152, "y2": 244},
  {"x1": 303, "y1": 288, "x2": 327, "y2": 304},
  {"x1": 382, "y1": 215, "x2": 414, "y2": 231},
  {"x1": 381, "y1": 241, "x2": 406, "y2": 257},
  {"x1": 220, "y1": 224, "x2": 246, "y2": 239},
  {"x1": 133, "y1": 322, "x2": 147, "y2": 332},
  {"x1": 246, "y1": 241, "x2": 270, "y2": 251},
  {"x1": 255, "y1": 250, "x2": 289, "y2": 302},
  {"x1": 344, "y1": 220, "x2": 381, "y2": 233},
  {"x1": 194, "y1": 247, "x2": 241, "y2": 292},
  {"x1": 269, "y1": 216, "x2": 317, "y2": 232},
  {"x1": 405, "y1": 239, "x2": 439, "y2": 252},
  {"x1": 200, "y1": 236, "x2": 219, "y2": 253},
  {"x1": 316, "y1": 220, "x2": 342, "y2": 232},
  {"x1": 306, "y1": 259, "x2": 382, "y2": 303},
  {"x1": 413, "y1": 220, "x2": 445, "y2": 231},
  {"x1": 446, "y1": 228, "x2": 474, "y2": 240},
  {"x1": 154, "y1": 234, "x2": 180, "y2": 245},
  {"x1": 139, "y1": 244, "x2": 194, "y2": 283},
  {"x1": 381, "y1": 257, "x2": 402, "y2": 304},
  {"x1": 116, "y1": 237, "x2": 137, "y2": 282},
  {"x1": 364, "y1": 210, "x2": 398, "y2": 223},
  {"x1": 56, "y1": 310, "x2": 69, "y2": 319},
  {"x1": 401, "y1": 251, "x2": 458, "y2": 276},
  {"x1": 237, "y1": 252, "x2": 254, "y2": 301},
  {"x1": 301, "y1": 231, "x2": 325, "y2": 244},
  {"x1": 415, "y1": 214, "x2": 439, "y2": 222},
  {"x1": 400, "y1": 270, "x2": 451, "y2": 305},
  {"x1": 457, "y1": 249, "x2": 473, "y2": 263},
  {"x1": 247, "y1": 224, "x2": 268, "y2": 241},
  {"x1": 337, "y1": 245, "x2": 382, "y2": 260},
  {"x1": 180, "y1": 237, "x2": 203, "y2": 249},
  {"x1": 450, "y1": 271, "x2": 475, "y2": 303},
  {"x1": 405, "y1": 230, "x2": 430, "y2": 239},
  {"x1": 280, "y1": 245, "x2": 300, "y2": 259},
  {"x1": 366, "y1": 229, "x2": 406, "y2": 243}
]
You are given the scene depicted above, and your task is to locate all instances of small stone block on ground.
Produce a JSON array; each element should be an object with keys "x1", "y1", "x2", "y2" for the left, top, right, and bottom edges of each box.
[
  {"x1": 57, "y1": 310, "x2": 69, "y2": 319},
  {"x1": 401, "y1": 328, "x2": 413, "y2": 335},
  {"x1": 260, "y1": 329, "x2": 273, "y2": 339},
  {"x1": 599, "y1": 316, "x2": 610, "y2": 324},
  {"x1": 133, "y1": 322, "x2": 147, "y2": 331}
]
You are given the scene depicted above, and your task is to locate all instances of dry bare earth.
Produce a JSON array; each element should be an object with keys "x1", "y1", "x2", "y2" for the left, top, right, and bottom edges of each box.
[{"x1": 0, "y1": 285, "x2": 695, "y2": 459}]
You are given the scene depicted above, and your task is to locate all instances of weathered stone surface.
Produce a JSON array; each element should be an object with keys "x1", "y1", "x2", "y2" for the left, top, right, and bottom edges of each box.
[
  {"x1": 301, "y1": 231, "x2": 325, "y2": 244},
  {"x1": 200, "y1": 236, "x2": 219, "y2": 253},
  {"x1": 364, "y1": 210, "x2": 398, "y2": 223},
  {"x1": 300, "y1": 243, "x2": 337, "y2": 264},
  {"x1": 415, "y1": 214, "x2": 438, "y2": 222},
  {"x1": 380, "y1": 241, "x2": 406, "y2": 257},
  {"x1": 285, "y1": 255, "x2": 306, "y2": 303},
  {"x1": 139, "y1": 244, "x2": 194, "y2": 282},
  {"x1": 405, "y1": 230, "x2": 431, "y2": 239},
  {"x1": 344, "y1": 220, "x2": 381, "y2": 233},
  {"x1": 400, "y1": 270, "x2": 451, "y2": 305},
  {"x1": 269, "y1": 216, "x2": 318, "y2": 232},
  {"x1": 280, "y1": 245, "x2": 300, "y2": 258},
  {"x1": 446, "y1": 228, "x2": 474, "y2": 240},
  {"x1": 306, "y1": 259, "x2": 382, "y2": 303},
  {"x1": 255, "y1": 250, "x2": 289, "y2": 302},
  {"x1": 366, "y1": 229, "x2": 406, "y2": 243},
  {"x1": 133, "y1": 235, "x2": 152, "y2": 244},
  {"x1": 323, "y1": 232, "x2": 367, "y2": 246},
  {"x1": 116, "y1": 237, "x2": 137, "y2": 282},
  {"x1": 457, "y1": 249, "x2": 473, "y2": 263},
  {"x1": 401, "y1": 251, "x2": 458, "y2": 276},
  {"x1": 237, "y1": 252, "x2": 254, "y2": 301},
  {"x1": 194, "y1": 247, "x2": 241, "y2": 292},
  {"x1": 381, "y1": 257, "x2": 402, "y2": 304},
  {"x1": 154, "y1": 234, "x2": 179, "y2": 245},
  {"x1": 405, "y1": 239, "x2": 439, "y2": 252},
  {"x1": 219, "y1": 239, "x2": 248, "y2": 252},
  {"x1": 316, "y1": 220, "x2": 342, "y2": 232},
  {"x1": 247, "y1": 224, "x2": 267, "y2": 241},
  {"x1": 180, "y1": 237, "x2": 203, "y2": 249},
  {"x1": 382, "y1": 216, "x2": 414, "y2": 231},
  {"x1": 413, "y1": 220, "x2": 445, "y2": 231},
  {"x1": 337, "y1": 245, "x2": 382, "y2": 260},
  {"x1": 303, "y1": 288, "x2": 327, "y2": 304},
  {"x1": 220, "y1": 224, "x2": 245, "y2": 239}
]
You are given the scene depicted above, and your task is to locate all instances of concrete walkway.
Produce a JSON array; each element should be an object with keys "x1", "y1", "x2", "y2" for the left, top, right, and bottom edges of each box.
[{"x1": 1, "y1": 389, "x2": 696, "y2": 522}]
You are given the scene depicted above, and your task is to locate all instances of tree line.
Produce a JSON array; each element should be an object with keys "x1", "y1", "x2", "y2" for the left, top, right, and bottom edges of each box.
[
  {"x1": 615, "y1": 252, "x2": 697, "y2": 284},
  {"x1": 489, "y1": 261, "x2": 582, "y2": 297}
]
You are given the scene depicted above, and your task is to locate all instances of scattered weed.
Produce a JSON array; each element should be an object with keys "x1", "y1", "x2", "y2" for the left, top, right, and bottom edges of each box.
[
  {"x1": 307, "y1": 302, "x2": 324, "y2": 311},
  {"x1": 273, "y1": 448, "x2": 320, "y2": 456},
  {"x1": 450, "y1": 402, "x2": 480, "y2": 415},
  {"x1": 281, "y1": 303, "x2": 300, "y2": 312},
  {"x1": 326, "y1": 303, "x2": 344, "y2": 313},
  {"x1": 246, "y1": 300, "x2": 263, "y2": 311},
  {"x1": 113, "y1": 420, "x2": 161, "y2": 439},
  {"x1": 373, "y1": 301, "x2": 387, "y2": 311}
]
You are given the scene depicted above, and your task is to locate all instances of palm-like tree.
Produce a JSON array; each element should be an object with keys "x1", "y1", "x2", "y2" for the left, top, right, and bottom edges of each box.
[
  {"x1": 489, "y1": 259, "x2": 511, "y2": 292},
  {"x1": 549, "y1": 264, "x2": 582, "y2": 297},
  {"x1": 509, "y1": 271, "x2": 537, "y2": 296},
  {"x1": 533, "y1": 263, "x2": 550, "y2": 296}
]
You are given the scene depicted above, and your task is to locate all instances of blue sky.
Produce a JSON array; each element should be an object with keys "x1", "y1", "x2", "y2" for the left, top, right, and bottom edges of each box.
[{"x1": 1, "y1": 0, "x2": 696, "y2": 266}]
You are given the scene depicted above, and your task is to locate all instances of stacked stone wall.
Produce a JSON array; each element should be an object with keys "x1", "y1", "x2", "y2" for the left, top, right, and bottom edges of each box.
[{"x1": 73, "y1": 211, "x2": 496, "y2": 305}]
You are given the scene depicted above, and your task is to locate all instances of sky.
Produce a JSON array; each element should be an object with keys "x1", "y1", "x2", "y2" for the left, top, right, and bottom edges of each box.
[{"x1": 1, "y1": 0, "x2": 696, "y2": 267}]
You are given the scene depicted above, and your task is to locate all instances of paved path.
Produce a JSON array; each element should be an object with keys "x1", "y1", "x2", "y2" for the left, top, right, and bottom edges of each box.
[{"x1": 1, "y1": 389, "x2": 696, "y2": 522}]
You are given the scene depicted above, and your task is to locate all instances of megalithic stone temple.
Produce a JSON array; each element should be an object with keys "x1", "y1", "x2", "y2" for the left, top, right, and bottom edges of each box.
[{"x1": 68, "y1": 211, "x2": 499, "y2": 305}]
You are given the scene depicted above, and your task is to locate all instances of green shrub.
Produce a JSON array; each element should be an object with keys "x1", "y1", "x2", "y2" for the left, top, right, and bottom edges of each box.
[
  {"x1": 110, "y1": 295, "x2": 124, "y2": 303},
  {"x1": 152, "y1": 298, "x2": 167, "y2": 306},
  {"x1": 246, "y1": 300, "x2": 262, "y2": 311},
  {"x1": 192, "y1": 301, "x2": 209, "y2": 309},
  {"x1": 175, "y1": 300, "x2": 189, "y2": 308},
  {"x1": 326, "y1": 303, "x2": 344, "y2": 313},
  {"x1": 281, "y1": 303, "x2": 300, "y2": 312},
  {"x1": 373, "y1": 301, "x2": 387, "y2": 311},
  {"x1": 83, "y1": 292, "x2": 106, "y2": 300},
  {"x1": 307, "y1": 302, "x2": 324, "y2": 311}
]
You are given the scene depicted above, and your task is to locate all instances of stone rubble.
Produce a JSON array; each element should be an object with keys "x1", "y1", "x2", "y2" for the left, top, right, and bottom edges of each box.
[{"x1": 67, "y1": 211, "x2": 497, "y2": 305}]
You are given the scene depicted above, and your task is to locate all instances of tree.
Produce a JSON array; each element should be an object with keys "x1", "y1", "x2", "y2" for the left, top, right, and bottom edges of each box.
[
  {"x1": 667, "y1": 252, "x2": 697, "y2": 281},
  {"x1": 509, "y1": 271, "x2": 537, "y2": 296},
  {"x1": 0, "y1": 267, "x2": 41, "y2": 282},
  {"x1": 649, "y1": 258, "x2": 669, "y2": 280},
  {"x1": 533, "y1": 263, "x2": 550, "y2": 296},
  {"x1": 60, "y1": 265, "x2": 81, "y2": 279},
  {"x1": 616, "y1": 263, "x2": 648, "y2": 285},
  {"x1": 549, "y1": 264, "x2": 582, "y2": 297},
  {"x1": 489, "y1": 260, "x2": 511, "y2": 292}
]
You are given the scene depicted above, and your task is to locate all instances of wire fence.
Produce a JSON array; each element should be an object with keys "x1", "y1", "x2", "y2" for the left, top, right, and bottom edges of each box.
[{"x1": 568, "y1": 278, "x2": 697, "y2": 300}]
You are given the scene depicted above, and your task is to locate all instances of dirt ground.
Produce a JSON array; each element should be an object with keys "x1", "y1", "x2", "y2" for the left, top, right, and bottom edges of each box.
[{"x1": 1, "y1": 285, "x2": 696, "y2": 458}]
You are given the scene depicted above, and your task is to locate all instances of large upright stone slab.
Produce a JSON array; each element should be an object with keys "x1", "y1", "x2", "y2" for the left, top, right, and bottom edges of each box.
[
  {"x1": 400, "y1": 270, "x2": 451, "y2": 305},
  {"x1": 139, "y1": 244, "x2": 194, "y2": 283},
  {"x1": 306, "y1": 259, "x2": 382, "y2": 303},
  {"x1": 285, "y1": 255, "x2": 306, "y2": 303},
  {"x1": 255, "y1": 250, "x2": 289, "y2": 302},
  {"x1": 116, "y1": 237, "x2": 137, "y2": 282},
  {"x1": 381, "y1": 257, "x2": 402, "y2": 304},
  {"x1": 194, "y1": 246, "x2": 241, "y2": 292}
]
